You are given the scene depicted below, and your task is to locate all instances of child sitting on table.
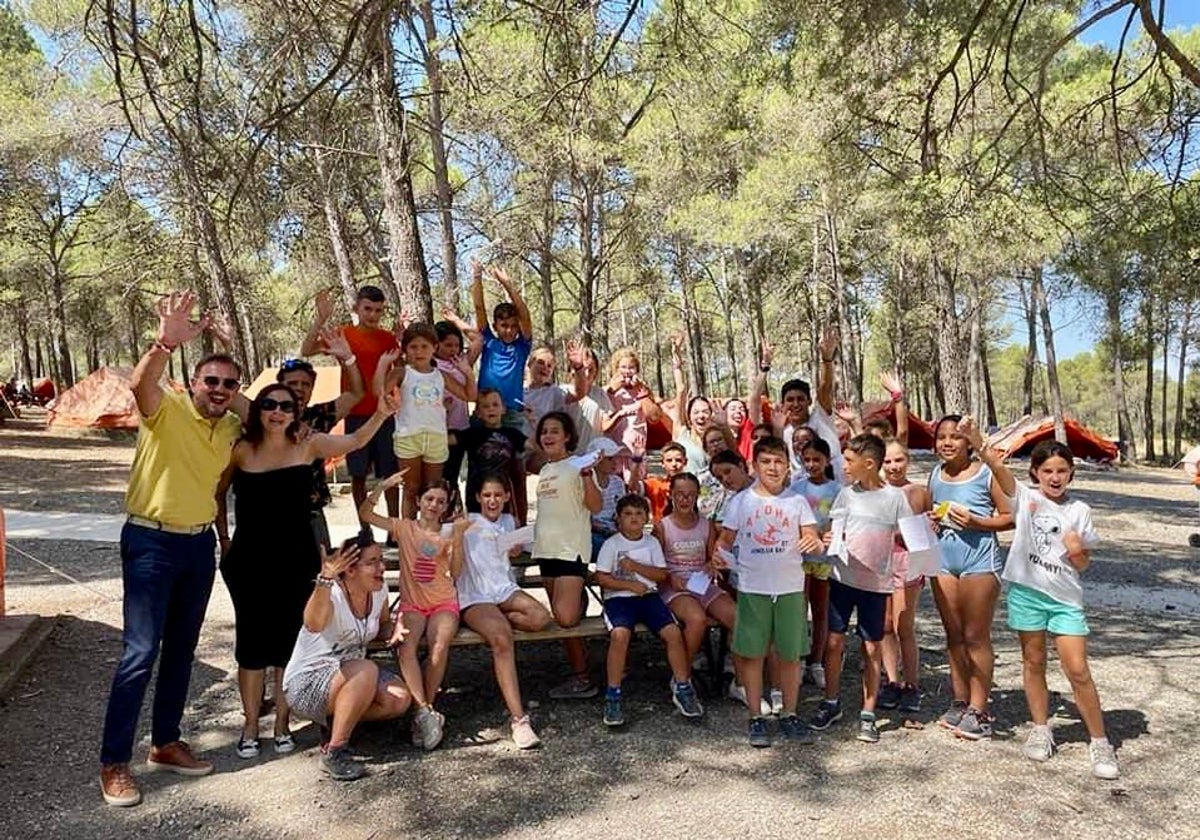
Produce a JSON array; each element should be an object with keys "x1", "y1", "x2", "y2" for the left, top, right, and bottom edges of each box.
[{"x1": 594, "y1": 494, "x2": 704, "y2": 727}]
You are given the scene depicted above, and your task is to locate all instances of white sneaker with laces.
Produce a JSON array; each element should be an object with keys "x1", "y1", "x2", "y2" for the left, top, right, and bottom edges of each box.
[
  {"x1": 809, "y1": 663, "x2": 826, "y2": 690},
  {"x1": 511, "y1": 715, "x2": 541, "y2": 750},
  {"x1": 727, "y1": 682, "x2": 772, "y2": 716},
  {"x1": 1022, "y1": 725, "x2": 1055, "y2": 762},
  {"x1": 1089, "y1": 739, "x2": 1120, "y2": 780}
]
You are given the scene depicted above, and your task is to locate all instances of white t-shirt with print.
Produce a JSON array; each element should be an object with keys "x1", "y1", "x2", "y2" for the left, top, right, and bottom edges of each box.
[
  {"x1": 1002, "y1": 483, "x2": 1099, "y2": 608},
  {"x1": 595, "y1": 533, "x2": 667, "y2": 599},
  {"x1": 721, "y1": 485, "x2": 816, "y2": 596},
  {"x1": 783, "y1": 404, "x2": 845, "y2": 481},
  {"x1": 532, "y1": 459, "x2": 591, "y2": 563},
  {"x1": 829, "y1": 484, "x2": 910, "y2": 593}
]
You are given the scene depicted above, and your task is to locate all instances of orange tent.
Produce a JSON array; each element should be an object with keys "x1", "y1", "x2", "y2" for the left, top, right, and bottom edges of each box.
[
  {"x1": 987, "y1": 415, "x2": 1119, "y2": 462},
  {"x1": 47, "y1": 367, "x2": 142, "y2": 429},
  {"x1": 860, "y1": 401, "x2": 936, "y2": 449}
]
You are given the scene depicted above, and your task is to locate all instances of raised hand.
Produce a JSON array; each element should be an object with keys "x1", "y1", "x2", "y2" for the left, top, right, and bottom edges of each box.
[
  {"x1": 377, "y1": 388, "x2": 400, "y2": 415},
  {"x1": 760, "y1": 342, "x2": 775, "y2": 368},
  {"x1": 315, "y1": 288, "x2": 335, "y2": 326},
  {"x1": 834, "y1": 404, "x2": 860, "y2": 424},
  {"x1": 818, "y1": 326, "x2": 839, "y2": 362},
  {"x1": 157, "y1": 291, "x2": 209, "y2": 347},
  {"x1": 320, "y1": 325, "x2": 353, "y2": 361},
  {"x1": 668, "y1": 331, "x2": 685, "y2": 358},
  {"x1": 452, "y1": 353, "x2": 473, "y2": 375},
  {"x1": 207, "y1": 311, "x2": 236, "y2": 350},
  {"x1": 566, "y1": 339, "x2": 587, "y2": 371},
  {"x1": 379, "y1": 468, "x2": 409, "y2": 490},
  {"x1": 487, "y1": 265, "x2": 514, "y2": 289},
  {"x1": 470, "y1": 258, "x2": 484, "y2": 284},
  {"x1": 880, "y1": 370, "x2": 903, "y2": 398},
  {"x1": 319, "y1": 543, "x2": 359, "y2": 579},
  {"x1": 378, "y1": 347, "x2": 401, "y2": 371},
  {"x1": 957, "y1": 415, "x2": 985, "y2": 451}
]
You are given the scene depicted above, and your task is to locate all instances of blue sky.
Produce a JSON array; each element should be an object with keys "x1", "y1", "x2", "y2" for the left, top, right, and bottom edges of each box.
[{"x1": 1044, "y1": 2, "x2": 1200, "y2": 360}]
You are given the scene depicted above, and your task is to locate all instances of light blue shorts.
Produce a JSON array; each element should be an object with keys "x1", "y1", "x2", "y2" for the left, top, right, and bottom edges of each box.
[{"x1": 1006, "y1": 582, "x2": 1089, "y2": 636}]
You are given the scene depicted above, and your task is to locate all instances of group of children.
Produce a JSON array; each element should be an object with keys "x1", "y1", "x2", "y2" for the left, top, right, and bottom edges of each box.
[{"x1": 290, "y1": 273, "x2": 1119, "y2": 782}]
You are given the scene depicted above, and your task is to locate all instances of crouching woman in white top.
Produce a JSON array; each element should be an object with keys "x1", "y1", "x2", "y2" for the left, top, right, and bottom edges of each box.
[{"x1": 283, "y1": 536, "x2": 411, "y2": 782}]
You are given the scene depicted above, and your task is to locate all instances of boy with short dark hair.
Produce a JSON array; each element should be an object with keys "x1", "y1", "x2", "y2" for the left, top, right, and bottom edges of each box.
[
  {"x1": 595, "y1": 494, "x2": 703, "y2": 726},
  {"x1": 640, "y1": 441, "x2": 687, "y2": 521},
  {"x1": 810, "y1": 434, "x2": 911, "y2": 743},
  {"x1": 718, "y1": 436, "x2": 824, "y2": 747}
]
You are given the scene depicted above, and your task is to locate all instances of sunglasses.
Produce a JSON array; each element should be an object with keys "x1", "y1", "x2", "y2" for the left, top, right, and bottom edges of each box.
[
  {"x1": 280, "y1": 359, "x2": 315, "y2": 373},
  {"x1": 202, "y1": 376, "x2": 241, "y2": 390},
  {"x1": 258, "y1": 397, "x2": 296, "y2": 412}
]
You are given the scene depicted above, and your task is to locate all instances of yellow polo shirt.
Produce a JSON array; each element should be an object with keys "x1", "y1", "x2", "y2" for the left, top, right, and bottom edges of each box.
[{"x1": 124, "y1": 389, "x2": 242, "y2": 528}]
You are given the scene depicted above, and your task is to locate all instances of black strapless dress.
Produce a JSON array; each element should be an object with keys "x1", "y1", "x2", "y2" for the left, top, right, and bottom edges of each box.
[{"x1": 220, "y1": 465, "x2": 320, "y2": 669}]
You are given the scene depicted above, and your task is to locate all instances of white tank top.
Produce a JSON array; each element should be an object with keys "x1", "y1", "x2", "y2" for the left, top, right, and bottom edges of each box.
[
  {"x1": 395, "y1": 365, "x2": 447, "y2": 436},
  {"x1": 283, "y1": 584, "x2": 388, "y2": 683}
]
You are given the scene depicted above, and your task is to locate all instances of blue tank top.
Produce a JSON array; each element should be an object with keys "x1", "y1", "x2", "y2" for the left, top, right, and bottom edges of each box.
[{"x1": 929, "y1": 463, "x2": 1000, "y2": 575}]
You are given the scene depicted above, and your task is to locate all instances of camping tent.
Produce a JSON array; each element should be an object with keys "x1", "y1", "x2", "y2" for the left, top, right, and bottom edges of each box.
[
  {"x1": 246, "y1": 364, "x2": 344, "y2": 404},
  {"x1": 987, "y1": 415, "x2": 1119, "y2": 462},
  {"x1": 860, "y1": 401, "x2": 936, "y2": 449},
  {"x1": 47, "y1": 367, "x2": 142, "y2": 429}
]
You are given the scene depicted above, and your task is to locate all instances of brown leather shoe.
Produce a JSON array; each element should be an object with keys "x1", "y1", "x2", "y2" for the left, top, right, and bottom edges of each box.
[
  {"x1": 146, "y1": 741, "x2": 213, "y2": 777},
  {"x1": 100, "y1": 763, "x2": 142, "y2": 807}
]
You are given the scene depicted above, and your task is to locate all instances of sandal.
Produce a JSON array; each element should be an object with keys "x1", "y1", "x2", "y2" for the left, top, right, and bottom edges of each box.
[{"x1": 236, "y1": 737, "x2": 260, "y2": 759}]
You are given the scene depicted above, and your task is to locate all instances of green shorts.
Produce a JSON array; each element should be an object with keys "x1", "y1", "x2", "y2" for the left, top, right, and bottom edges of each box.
[
  {"x1": 732, "y1": 591, "x2": 809, "y2": 662},
  {"x1": 1006, "y1": 582, "x2": 1089, "y2": 636}
]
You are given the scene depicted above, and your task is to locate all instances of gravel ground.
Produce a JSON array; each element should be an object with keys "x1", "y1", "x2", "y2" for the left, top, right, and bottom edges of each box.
[{"x1": 1, "y1": 421, "x2": 1198, "y2": 840}]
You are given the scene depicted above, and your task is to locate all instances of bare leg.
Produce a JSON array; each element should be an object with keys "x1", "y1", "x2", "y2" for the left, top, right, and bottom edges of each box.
[
  {"x1": 1055, "y1": 635, "x2": 1108, "y2": 739},
  {"x1": 399, "y1": 457, "x2": 424, "y2": 520},
  {"x1": 1019, "y1": 631, "x2": 1050, "y2": 725},
  {"x1": 823, "y1": 632, "x2": 846, "y2": 701},
  {"x1": 766, "y1": 647, "x2": 781, "y2": 695},
  {"x1": 352, "y1": 477, "x2": 369, "y2": 529},
  {"x1": 464, "y1": 604, "x2": 526, "y2": 719},
  {"x1": 396, "y1": 611, "x2": 430, "y2": 708},
  {"x1": 668, "y1": 595, "x2": 709, "y2": 660},
  {"x1": 546, "y1": 576, "x2": 588, "y2": 678},
  {"x1": 779, "y1": 660, "x2": 802, "y2": 714},
  {"x1": 422, "y1": 610, "x2": 459, "y2": 704},
  {"x1": 511, "y1": 459, "x2": 528, "y2": 526},
  {"x1": 238, "y1": 668, "x2": 264, "y2": 740},
  {"x1": 661, "y1": 625, "x2": 691, "y2": 683},
  {"x1": 606, "y1": 628, "x2": 632, "y2": 688},
  {"x1": 897, "y1": 581, "x2": 921, "y2": 685},
  {"x1": 359, "y1": 677, "x2": 412, "y2": 722},
  {"x1": 272, "y1": 668, "x2": 290, "y2": 736},
  {"x1": 735, "y1": 655, "x2": 766, "y2": 717},
  {"x1": 325, "y1": 660, "x2": 380, "y2": 748},
  {"x1": 861, "y1": 639, "x2": 883, "y2": 713},
  {"x1": 881, "y1": 593, "x2": 901, "y2": 684},
  {"x1": 707, "y1": 593, "x2": 736, "y2": 630},
  {"x1": 932, "y1": 575, "x2": 970, "y2": 702},
  {"x1": 500, "y1": 591, "x2": 551, "y2": 632},
  {"x1": 806, "y1": 577, "x2": 830, "y2": 667},
  {"x1": 958, "y1": 574, "x2": 1000, "y2": 712}
]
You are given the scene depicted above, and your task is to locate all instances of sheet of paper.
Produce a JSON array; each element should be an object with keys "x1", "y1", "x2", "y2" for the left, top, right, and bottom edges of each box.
[
  {"x1": 566, "y1": 451, "x2": 601, "y2": 471},
  {"x1": 622, "y1": 547, "x2": 651, "y2": 564},
  {"x1": 905, "y1": 547, "x2": 941, "y2": 580},
  {"x1": 495, "y1": 525, "x2": 535, "y2": 554},
  {"x1": 686, "y1": 571, "x2": 711, "y2": 595},
  {"x1": 898, "y1": 514, "x2": 937, "y2": 552},
  {"x1": 826, "y1": 516, "x2": 847, "y2": 559},
  {"x1": 715, "y1": 546, "x2": 738, "y2": 570}
]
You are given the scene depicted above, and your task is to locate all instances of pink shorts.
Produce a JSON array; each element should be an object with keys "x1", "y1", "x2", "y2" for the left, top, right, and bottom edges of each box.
[
  {"x1": 398, "y1": 599, "x2": 461, "y2": 619},
  {"x1": 661, "y1": 581, "x2": 728, "y2": 610},
  {"x1": 891, "y1": 549, "x2": 925, "y2": 591}
]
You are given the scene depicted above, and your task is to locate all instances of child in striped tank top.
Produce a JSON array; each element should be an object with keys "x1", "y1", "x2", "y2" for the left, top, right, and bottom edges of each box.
[{"x1": 653, "y1": 473, "x2": 736, "y2": 665}]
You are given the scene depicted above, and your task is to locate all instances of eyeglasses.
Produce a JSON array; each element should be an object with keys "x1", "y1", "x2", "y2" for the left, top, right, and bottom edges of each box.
[
  {"x1": 202, "y1": 376, "x2": 241, "y2": 390},
  {"x1": 258, "y1": 397, "x2": 296, "y2": 412}
]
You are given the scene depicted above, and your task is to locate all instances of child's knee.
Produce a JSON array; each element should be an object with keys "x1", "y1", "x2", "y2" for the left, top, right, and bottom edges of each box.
[
  {"x1": 1060, "y1": 658, "x2": 1093, "y2": 687},
  {"x1": 660, "y1": 624, "x2": 684, "y2": 644},
  {"x1": 486, "y1": 629, "x2": 515, "y2": 656},
  {"x1": 608, "y1": 627, "x2": 632, "y2": 646}
]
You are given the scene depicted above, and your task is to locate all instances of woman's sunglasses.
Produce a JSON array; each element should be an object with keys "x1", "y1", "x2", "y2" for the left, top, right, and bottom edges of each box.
[
  {"x1": 258, "y1": 397, "x2": 296, "y2": 412},
  {"x1": 202, "y1": 375, "x2": 241, "y2": 390}
]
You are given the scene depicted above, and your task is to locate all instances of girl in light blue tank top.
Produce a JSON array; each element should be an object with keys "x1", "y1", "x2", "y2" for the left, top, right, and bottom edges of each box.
[{"x1": 930, "y1": 463, "x2": 1000, "y2": 576}]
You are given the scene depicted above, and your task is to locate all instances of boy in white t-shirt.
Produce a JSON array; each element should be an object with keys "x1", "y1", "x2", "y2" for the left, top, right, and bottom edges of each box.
[
  {"x1": 810, "y1": 434, "x2": 911, "y2": 744},
  {"x1": 717, "y1": 436, "x2": 823, "y2": 748},
  {"x1": 595, "y1": 494, "x2": 703, "y2": 727},
  {"x1": 958, "y1": 418, "x2": 1119, "y2": 780}
]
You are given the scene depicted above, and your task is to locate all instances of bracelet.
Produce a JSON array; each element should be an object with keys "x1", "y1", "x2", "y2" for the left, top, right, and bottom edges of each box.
[
  {"x1": 341, "y1": 354, "x2": 357, "y2": 367},
  {"x1": 821, "y1": 356, "x2": 835, "y2": 364},
  {"x1": 759, "y1": 365, "x2": 771, "y2": 373},
  {"x1": 889, "y1": 390, "x2": 904, "y2": 403},
  {"x1": 152, "y1": 340, "x2": 177, "y2": 354},
  {"x1": 314, "y1": 576, "x2": 337, "y2": 588}
]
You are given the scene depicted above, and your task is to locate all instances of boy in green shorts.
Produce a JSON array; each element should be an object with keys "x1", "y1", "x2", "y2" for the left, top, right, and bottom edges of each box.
[{"x1": 716, "y1": 436, "x2": 824, "y2": 747}]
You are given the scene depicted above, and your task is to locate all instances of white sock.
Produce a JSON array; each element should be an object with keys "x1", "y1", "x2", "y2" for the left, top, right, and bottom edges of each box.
[{"x1": 1091, "y1": 736, "x2": 1110, "y2": 746}]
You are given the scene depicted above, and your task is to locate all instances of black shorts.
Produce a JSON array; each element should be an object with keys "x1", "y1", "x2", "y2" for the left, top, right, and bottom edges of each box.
[
  {"x1": 344, "y1": 415, "x2": 398, "y2": 479},
  {"x1": 828, "y1": 579, "x2": 888, "y2": 642},
  {"x1": 536, "y1": 556, "x2": 588, "y2": 579}
]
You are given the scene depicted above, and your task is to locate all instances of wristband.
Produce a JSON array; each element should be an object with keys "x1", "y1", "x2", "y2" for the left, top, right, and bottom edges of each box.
[
  {"x1": 314, "y1": 576, "x2": 337, "y2": 588},
  {"x1": 821, "y1": 356, "x2": 835, "y2": 364},
  {"x1": 341, "y1": 354, "x2": 358, "y2": 367},
  {"x1": 759, "y1": 364, "x2": 771, "y2": 373},
  {"x1": 152, "y1": 340, "x2": 177, "y2": 354},
  {"x1": 889, "y1": 390, "x2": 904, "y2": 403}
]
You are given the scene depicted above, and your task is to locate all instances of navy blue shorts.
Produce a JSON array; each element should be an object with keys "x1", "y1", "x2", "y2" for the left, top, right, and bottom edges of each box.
[
  {"x1": 603, "y1": 593, "x2": 676, "y2": 634},
  {"x1": 827, "y1": 579, "x2": 888, "y2": 642},
  {"x1": 345, "y1": 415, "x2": 398, "y2": 479}
]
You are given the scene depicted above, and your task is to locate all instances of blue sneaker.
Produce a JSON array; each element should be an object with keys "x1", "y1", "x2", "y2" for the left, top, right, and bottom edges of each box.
[
  {"x1": 779, "y1": 714, "x2": 816, "y2": 744},
  {"x1": 603, "y1": 694, "x2": 625, "y2": 727},
  {"x1": 672, "y1": 680, "x2": 704, "y2": 718},
  {"x1": 809, "y1": 700, "x2": 843, "y2": 731},
  {"x1": 747, "y1": 716, "x2": 771, "y2": 748}
]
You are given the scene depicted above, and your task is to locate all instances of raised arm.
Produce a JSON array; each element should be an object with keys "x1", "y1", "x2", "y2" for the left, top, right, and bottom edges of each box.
[
  {"x1": 470, "y1": 259, "x2": 488, "y2": 334},
  {"x1": 302, "y1": 544, "x2": 359, "y2": 633},
  {"x1": 490, "y1": 266, "x2": 533, "y2": 338},
  {"x1": 300, "y1": 288, "x2": 336, "y2": 357},
  {"x1": 442, "y1": 355, "x2": 477, "y2": 402},
  {"x1": 582, "y1": 468, "x2": 603, "y2": 514},
  {"x1": 440, "y1": 306, "x2": 484, "y2": 365},
  {"x1": 748, "y1": 343, "x2": 773, "y2": 424},
  {"x1": 881, "y1": 371, "x2": 908, "y2": 445},
  {"x1": 669, "y1": 332, "x2": 688, "y2": 429},
  {"x1": 959, "y1": 415, "x2": 1015, "y2": 497},
  {"x1": 133, "y1": 291, "x2": 212, "y2": 418},
  {"x1": 358, "y1": 470, "x2": 406, "y2": 533},
  {"x1": 311, "y1": 394, "x2": 396, "y2": 460},
  {"x1": 817, "y1": 326, "x2": 837, "y2": 413},
  {"x1": 565, "y1": 340, "x2": 590, "y2": 403}
]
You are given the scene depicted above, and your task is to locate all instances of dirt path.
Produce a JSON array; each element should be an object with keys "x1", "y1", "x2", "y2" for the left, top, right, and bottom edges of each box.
[{"x1": 1, "y1": 422, "x2": 1198, "y2": 840}]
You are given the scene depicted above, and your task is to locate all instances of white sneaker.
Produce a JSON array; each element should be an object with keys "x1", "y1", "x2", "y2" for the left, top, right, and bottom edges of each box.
[
  {"x1": 1022, "y1": 725, "x2": 1055, "y2": 762},
  {"x1": 726, "y1": 683, "x2": 772, "y2": 716},
  {"x1": 809, "y1": 663, "x2": 826, "y2": 690},
  {"x1": 769, "y1": 689, "x2": 784, "y2": 717},
  {"x1": 511, "y1": 714, "x2": 541, "y2": 750},
  {"x1": 1089, "y1": 739, "x2": 1120, "y2": 780}
]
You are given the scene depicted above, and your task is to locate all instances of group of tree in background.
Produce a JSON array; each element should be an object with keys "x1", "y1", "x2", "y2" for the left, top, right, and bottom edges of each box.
[{"x1": 1, "y1": 0, "x2": 1199, "y2": 461}]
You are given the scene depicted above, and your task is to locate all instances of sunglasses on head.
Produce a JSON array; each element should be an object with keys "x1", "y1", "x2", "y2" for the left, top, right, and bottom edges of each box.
[
  {"x1": 202, "y1": 376, "x2": 241, "y2": 390},
  {"x1": 280, "y1": 358, "x2": 314, "y2": 374},
  {"x1": 258, "y1": 397, "x2": 296, "y2": 412}
]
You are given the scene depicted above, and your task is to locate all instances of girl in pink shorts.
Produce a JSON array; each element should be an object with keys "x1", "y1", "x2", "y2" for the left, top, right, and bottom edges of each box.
[
  {"x1": 360, "y1": 476, "x2": 470, "y2": 750},
  {"x1": 653, "y1": 473, "x2": 735, "y2": 663},
  {"x1": 879, "y1": 438, "x2": 931, "y2": 713}
]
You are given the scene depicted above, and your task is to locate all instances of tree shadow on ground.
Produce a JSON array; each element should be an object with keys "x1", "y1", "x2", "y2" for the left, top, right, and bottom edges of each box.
[{"x1": 5, "y1": 539, "x2": 124, "y2": 586}]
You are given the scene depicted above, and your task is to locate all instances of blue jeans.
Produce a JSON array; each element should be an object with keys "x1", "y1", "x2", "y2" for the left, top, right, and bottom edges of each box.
[{"x1": 100, "y1": 523, "x2": 216, "y2": 765}]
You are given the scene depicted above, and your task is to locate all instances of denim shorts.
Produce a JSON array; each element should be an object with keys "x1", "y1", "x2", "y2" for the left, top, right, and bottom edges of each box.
[
  {"x1": 1006, "y1": 582, "x2": 1089, "y2": 636},
  {"x1": 345, "y1": 415, "x2": 398, "y2": 478}
]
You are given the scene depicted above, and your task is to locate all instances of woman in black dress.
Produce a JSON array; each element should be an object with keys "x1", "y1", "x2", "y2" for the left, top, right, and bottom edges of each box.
[{"x1": 217, "y1": 383, "x2": 394, "y2": 758}]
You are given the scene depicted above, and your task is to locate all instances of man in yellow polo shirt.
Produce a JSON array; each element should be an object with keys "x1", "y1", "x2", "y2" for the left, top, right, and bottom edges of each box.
[{"x1": 100, "y1": 291, "x2": 245, "y2": 808}]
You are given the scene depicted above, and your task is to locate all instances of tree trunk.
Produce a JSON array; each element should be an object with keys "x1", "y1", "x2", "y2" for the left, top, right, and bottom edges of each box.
[
  {"x1": 1161, "y1": 300, "x2": 1170, "y2": 459},
  {"x1": 575, "y1": 168, "x2": 599, "y2": 341},
  {"x1": 1106, "y1": 287, "x2": 1136, "y2": 461},
  {"x1": 537, "y1": 172, "x2": 556, "y2": 343},
  {"x1": 825, "y1": 206, "x2": 858, "y2": 403},
  {"x1": 931, "y1": 256, "x2": 967, "y2": 412},
  {"x1": 1174, "y1": 303, "x2": 1192, "y2": 461},
  {"x1": 351, "y1": 183, "x2": 397, "y2": 298},
  {"x1": 1017, "y1": 272, "x2": 1037, "y2": 416},
  {"x1": 367, "y1": 10, "x2": 432, "y2": 322},
  {"x1": 125, "y1": 294, "x2": 141, "y2": 366},
  {"x1": 677, "y1": 242, "x2": 707, "y2": 395},
  {"x1": 981, "y1": 337, "x2": 998, "y2": 428},
  {"x1": 415, "y1": 0, "x2": 460, "y2": 311},
  {"x1": 15, "y1": 299, "x2": 33, "y2": 383},
  {"x1": 1141, "y1": 297, "x2": 1156, "y2": 460},
  {"x1": 966, "y1": 277, "x2": 982, "y2": 419},
  {"x1": 1031, "y1": 266, "x2": 1066, "y2": 443},
  {"x1": 34, "y1": 335, "x2": 44, "y2": 379},
  {"x1": 48, "y1": 265, "x2": 74, "y2": 389},
  {"x1": 313, "y1": 148, "x2": 358, "y2": 312},
  {"x1": 650, "y1": 302, "x2": 665, "y2": 396}
]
